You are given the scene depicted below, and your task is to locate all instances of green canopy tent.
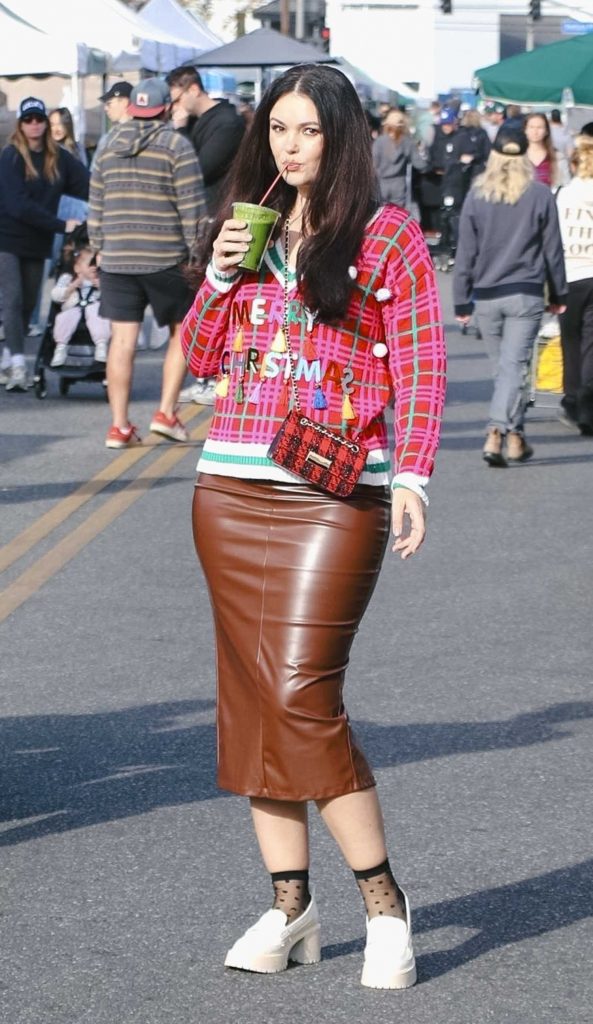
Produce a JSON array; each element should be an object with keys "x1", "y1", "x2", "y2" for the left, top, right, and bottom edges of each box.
[{"x1": 475, "y1": 31, "x2": 593, "y2": 107}]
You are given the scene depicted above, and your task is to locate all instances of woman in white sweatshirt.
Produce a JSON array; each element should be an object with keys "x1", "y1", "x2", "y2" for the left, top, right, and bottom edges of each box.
[{"x1": 556, "y1": 127, "x2": 593, "y2": 435}]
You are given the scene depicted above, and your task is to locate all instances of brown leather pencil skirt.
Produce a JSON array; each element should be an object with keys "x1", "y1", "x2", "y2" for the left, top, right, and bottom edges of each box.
[{"x1": 192, "y1": 474, "x2": 391, "y2": 801}]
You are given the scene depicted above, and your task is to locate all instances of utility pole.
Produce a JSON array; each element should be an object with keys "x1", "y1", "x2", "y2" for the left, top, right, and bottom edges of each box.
[
  {"x1": 295, "y1": 0, "x2": 305, "y2": 40},
  {"x1": 280, "y1": 0, "x2": 290, "y2": 35}
]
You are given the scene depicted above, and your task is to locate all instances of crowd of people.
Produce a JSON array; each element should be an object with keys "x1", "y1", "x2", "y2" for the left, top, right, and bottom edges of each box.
[
  {"x1": 0, "y1": 78, "x2": 591, "y2": 453},
  {"x1": 367, "y1": 95, "x2": 592, "y2": 454}
]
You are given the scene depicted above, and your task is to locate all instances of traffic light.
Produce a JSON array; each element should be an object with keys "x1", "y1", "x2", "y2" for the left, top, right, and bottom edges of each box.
[
  {"x1": 441, "y1": 0, "x2": 452, "y2": 12},
  {"x1": 320, "y1": 26, "x2": 330, "y2": 52},
  {"x1": 529, "y1": 0, "x2": 541, "y2": 19}
]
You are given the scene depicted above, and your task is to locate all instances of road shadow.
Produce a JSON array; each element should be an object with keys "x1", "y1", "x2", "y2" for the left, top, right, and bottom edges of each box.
[
  {"x1": 0, "y1": 698, "x2": 219, "y2": 847},
  {"x1": 445, "y1": 380, "x2": 492, "y2": 403},
  {"x1": 0, "y1": 699, "x2": 591, "y2": 848},
  {"x1": 355, "y1": 700, "x2": 593, "y2": 770},
  {"x1": 0, "y1": 476, "x2": 195, "y2": 505},
  {"x1": 0, "y1": 433, "x2": 69, "y2": 466},
  {"x1": 323, "y1": 857, "x2": 593, "y2": 982}
]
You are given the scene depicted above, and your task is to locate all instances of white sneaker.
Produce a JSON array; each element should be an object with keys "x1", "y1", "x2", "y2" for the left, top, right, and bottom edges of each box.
[
  {"x1": 224, "y1": 894, "x2": 321, "y2": 974},
  {"x1": 5, "y1": 365, "x2": 28, "y2": 392},
  {"x1": 51, "y1": 344, "x2": 68, "y2": 367},
  {"x1": 178, "y1": 379, "x2": 216, "y2": 405},
  {"x1": 360, "y1": 890, "x2": 417, "y2": 990},
  {"x1": 27, "y1": 324, "x2": 42, "y2": 337},
  {"x1": 94, "y1": 341, "x2": 108, "y2": 362}
]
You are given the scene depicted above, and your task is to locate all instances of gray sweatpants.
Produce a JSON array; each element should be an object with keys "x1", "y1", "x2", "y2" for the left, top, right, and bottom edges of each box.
[
  {"x1": 0, "y1": 252, "x2": 45, "y2": 357},
  {"x1": 475, "y1": 293, "x2": 544, "y2": 433}
]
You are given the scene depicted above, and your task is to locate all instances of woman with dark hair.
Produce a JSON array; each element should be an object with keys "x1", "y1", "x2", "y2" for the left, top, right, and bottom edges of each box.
[
  {"x1": 183, "y1": 64, "x2": 448, "y2": 983},
  {"x1": 525, "y1": 112, "x2": 558, "y2": 188},
  {"x1": 49, "y1": 107, "x2": 87, "y2": 164},
  {"x1": 48, "y1": 106, "x2": 89, "y2": 249},
  {"x1": 181, "y1": 65, "x2": 446, "y2": 987},
  {"x1": 0, "y1": 97, "x2": 89, "y2": 391}
]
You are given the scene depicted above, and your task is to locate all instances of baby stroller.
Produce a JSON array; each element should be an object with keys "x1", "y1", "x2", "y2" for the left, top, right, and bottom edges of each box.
[{"x1": 32, "y1": 224, "x2": 108, "y2": 400}]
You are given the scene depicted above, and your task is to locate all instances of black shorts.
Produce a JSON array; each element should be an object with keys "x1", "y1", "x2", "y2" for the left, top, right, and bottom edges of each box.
[{"x1": 99, "y1": 266, "x2": 194, "y2": 327}]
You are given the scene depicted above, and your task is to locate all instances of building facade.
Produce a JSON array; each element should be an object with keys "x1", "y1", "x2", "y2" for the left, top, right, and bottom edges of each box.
[{"x1": 324, "y1": 0, "x2": 592, "y2": 100}]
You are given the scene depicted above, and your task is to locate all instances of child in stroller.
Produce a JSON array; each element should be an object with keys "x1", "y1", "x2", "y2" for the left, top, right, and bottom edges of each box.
[
  {"x1": 50, "y1": 244, "x2": 109, "y2": 367},
  {"x1": 33, "y1": 223, "x2": 110, "y2": 398}
]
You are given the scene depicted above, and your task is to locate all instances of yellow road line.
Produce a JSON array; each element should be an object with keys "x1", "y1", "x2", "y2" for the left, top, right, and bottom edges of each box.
[
  {"x1": 0, "y1": 404, "x2": 205, "y2": 575},
  {"x1": 0, "y1": 416, "x2": 211, "y2": 625}
]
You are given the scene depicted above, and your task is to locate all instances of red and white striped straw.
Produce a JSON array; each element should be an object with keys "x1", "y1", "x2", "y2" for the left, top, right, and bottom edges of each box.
[{"x1": 258, "y1": 164, "x2": 287, "y2": 206}]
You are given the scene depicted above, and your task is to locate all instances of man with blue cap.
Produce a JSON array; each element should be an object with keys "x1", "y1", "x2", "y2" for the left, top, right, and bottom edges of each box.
[{"x1": 424, "y1": 106, "x2": 477, "y2": 267}]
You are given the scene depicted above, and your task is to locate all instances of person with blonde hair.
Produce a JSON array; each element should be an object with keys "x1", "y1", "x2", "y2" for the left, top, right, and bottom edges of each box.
[
  {"x1": 454, "y1": 126, "x2": 567, "y2": 465},
  {"x1": 372, "y1": 107, "x2": 427, "y2": 208},
  {"x1": 556, "y1": 125, "x2": 593, "y2": 434},
  {"x1": 0, "y1": 97, "x2": 89, "y2": 391}
]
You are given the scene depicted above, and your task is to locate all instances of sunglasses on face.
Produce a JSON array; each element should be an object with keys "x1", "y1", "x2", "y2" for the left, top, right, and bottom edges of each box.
[{"x1": 21, "y1": 115, "x2": 46, "y2": 124}]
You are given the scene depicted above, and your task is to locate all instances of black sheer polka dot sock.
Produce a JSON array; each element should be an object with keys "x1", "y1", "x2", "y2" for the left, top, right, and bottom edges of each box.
[
  {"x1": 353, "y1": 858, "x2": 406, "y2": 922},
  {"x1": 270, "y1": 870, "x2": 311, "y2": 923}
]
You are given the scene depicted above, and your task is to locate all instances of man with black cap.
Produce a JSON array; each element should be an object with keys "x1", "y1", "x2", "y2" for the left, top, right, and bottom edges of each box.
[
  {"x1": 89, "y1": 78, "x2": 207, "y2": 449},
  {"x1": 99, "y1": 81, "x2": 133, "y2": 126},
  {"x1": 92, "y1": 82, "x2": 133, "y2": 163},
  {"x1": 424, "y1": 107, "x2": 476, "y2": 267}
]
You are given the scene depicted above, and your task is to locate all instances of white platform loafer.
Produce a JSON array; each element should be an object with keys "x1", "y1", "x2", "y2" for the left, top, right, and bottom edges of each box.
[
  {"x1": 224, "y1": 893, "x2": 321, "y2": 974},
  {"x1": 361, "y1": 890, "x2": 417, "y2": 990}
]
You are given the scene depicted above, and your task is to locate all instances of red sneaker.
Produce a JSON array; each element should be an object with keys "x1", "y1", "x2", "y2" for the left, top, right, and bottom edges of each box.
[
  {"x1": 105, "y1": 423, "x2": 142, "y2": 449},
  {"x1": 149, "y1": 410, "x2": 188, "y2": 442}
]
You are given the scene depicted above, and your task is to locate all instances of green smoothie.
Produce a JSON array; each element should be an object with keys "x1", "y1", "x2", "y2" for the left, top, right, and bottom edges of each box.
[{"x1": 232, "y1": 202, "x2": 280, "y2": 272}]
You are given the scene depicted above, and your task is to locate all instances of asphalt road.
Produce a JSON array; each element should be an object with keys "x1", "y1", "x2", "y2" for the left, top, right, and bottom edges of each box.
[{"x1": 1, "y1": 272, "x2": 592, "y2": 1024}]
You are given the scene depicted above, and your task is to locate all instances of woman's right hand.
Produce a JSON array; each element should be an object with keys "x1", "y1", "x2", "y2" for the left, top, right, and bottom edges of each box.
[
  {"x1": 212, "y1": 219, "x2": 252, "y2": 273},
  {"x1": 65, "y1": 218, "x2": 82, "y2": 234}
]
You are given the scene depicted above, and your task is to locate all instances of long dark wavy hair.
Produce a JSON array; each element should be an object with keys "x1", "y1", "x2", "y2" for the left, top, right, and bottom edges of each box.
[{"x1": 193, "y1": 64, "x2": 379, "y2": 322}]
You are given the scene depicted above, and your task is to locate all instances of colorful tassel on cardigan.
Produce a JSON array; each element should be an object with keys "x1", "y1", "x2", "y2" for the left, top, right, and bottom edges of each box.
[
  {"x1": 278, "y1": 381, "x2": 290, "y2": 413},
  {"x1": 342, "y1": 393, "x2": 357, "y2": 421},
  {"x1": 313, "y1": 385, "x2": 328, "y2": 410},
  {"x1": 234, "y1": 380, "x2": 245, "y2": 404},
  {"x1": 247, "y1": 381, "x2": 262, "y2": 404},
  {"x1": 232, "y1": 328, "x2": 244, "y2": 353},
  {"x1": 303, "y1": 336, "x2": 317, "y2": 360},
  {"x1": 215, "y1": 374, "x2": 229, "y2": 398},
  {"x1": 271, "y1": 328, "x2": 287, "y2": 353}
]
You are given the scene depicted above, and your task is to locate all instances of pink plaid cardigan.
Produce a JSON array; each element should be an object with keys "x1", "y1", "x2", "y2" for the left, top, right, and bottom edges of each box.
[{"x1": 181, "y1": 205, "x2": 446, "y2": 496}]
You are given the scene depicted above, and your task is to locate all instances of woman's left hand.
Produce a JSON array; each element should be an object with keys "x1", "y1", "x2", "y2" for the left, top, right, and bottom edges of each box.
[{"x1": 391, "y1": 487, "x2": 426, "y2": 559}]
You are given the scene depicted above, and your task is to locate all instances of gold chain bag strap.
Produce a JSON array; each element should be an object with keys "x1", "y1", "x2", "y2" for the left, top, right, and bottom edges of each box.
[{"x1": 267, "y1": 221, "x2": 369, "y2": 497}]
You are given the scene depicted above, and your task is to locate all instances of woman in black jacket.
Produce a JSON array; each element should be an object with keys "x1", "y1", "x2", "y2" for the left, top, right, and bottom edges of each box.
[{"x1": 0, "y1": 97, "x2": 89, "y2": 392}]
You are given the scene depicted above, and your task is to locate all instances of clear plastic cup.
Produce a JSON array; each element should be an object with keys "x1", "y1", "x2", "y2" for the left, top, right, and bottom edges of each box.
[{"x1": 232, "y1": 202, "x2": 280, "y2": 272}]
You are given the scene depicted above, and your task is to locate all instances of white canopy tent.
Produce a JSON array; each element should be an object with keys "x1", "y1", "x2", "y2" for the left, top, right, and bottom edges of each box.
[
  {"x1": 140, "y1": 0, "x2": 222, "y2": 71},
  {"x1": 1, "y1": 0, "x2": 212, "y2": 142},
  {"x1": 0, "y1": 4, "x2": 93, "y2": 76},
  {"x1": 1, "y1": 0, "x2": 206, "y2": 73}
]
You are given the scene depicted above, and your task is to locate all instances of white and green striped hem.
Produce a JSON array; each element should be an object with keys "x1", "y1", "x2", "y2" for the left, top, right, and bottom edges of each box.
[{"x1": 196, "y1": 440, "x2": 391, "y2": 486}]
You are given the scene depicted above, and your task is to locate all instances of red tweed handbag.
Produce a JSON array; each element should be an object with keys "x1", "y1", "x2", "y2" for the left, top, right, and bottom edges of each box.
[{"x1": 268, "y1": 409, "x2": 368, "y2": 497}]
